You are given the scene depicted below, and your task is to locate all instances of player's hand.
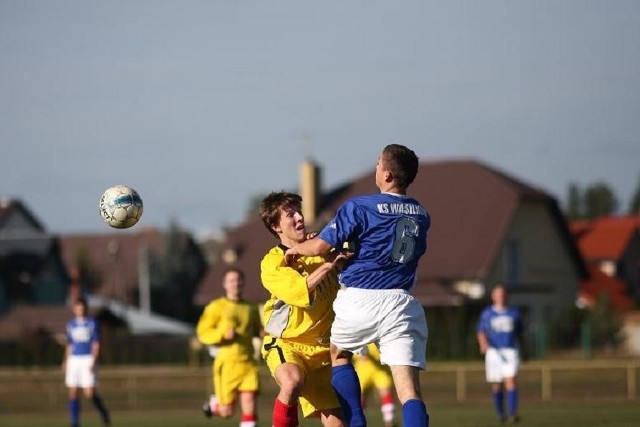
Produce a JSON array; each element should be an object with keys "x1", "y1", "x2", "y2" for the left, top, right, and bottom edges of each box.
[
  {"x1": 224, "y1": 328, "x2": 236, "y2": 341},
  {"x1": 330, "y1": 252, "x2": 352, "y2": 272},
  {"x1": 478, "y1": 343, "x2": 488, "y2": 355},
  {"x1": 305, "y1": 231, "x2": 318, "y2": 240},
  {"x1": 284, "y1": 248, "x2": 298, "y2": 265}
]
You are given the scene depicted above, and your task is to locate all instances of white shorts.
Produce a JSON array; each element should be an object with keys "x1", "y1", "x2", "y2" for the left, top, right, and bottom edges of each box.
[
  {"x1": 331, "y1": 287, "x2": 428, "y2": 369},
  {"x1": 484, "y1": 348, "x2": 519, "y2": 382},
  {"x1": 65, "y1": 355, "x2": 97, "y2": 388}
]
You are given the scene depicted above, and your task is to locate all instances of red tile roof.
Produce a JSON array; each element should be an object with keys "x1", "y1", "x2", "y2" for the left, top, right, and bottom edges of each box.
[{"x1": 571, "y1": 216, "x2": 640, "y2": 260}]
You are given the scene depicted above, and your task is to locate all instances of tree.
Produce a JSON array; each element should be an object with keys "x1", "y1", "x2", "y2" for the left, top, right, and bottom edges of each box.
[
  {"x1": 147, "y1": 220, "x2": 208, "y2": 322},
  {"x1": 565, "y1": 182, "x2": 583, "y2": 220},
  {"x1": 73, "y1": 246, "x2": 101, "y2": 293},
  {"x1": 584, "y1": 182, "x2": 618, "y2": 219}
]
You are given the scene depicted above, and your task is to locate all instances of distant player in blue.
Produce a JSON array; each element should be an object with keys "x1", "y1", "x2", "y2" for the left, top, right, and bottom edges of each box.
[
  {"x1": 285, "y1": 144, "x2": 431, "y2": 427},
  {"x1": 62, "y1": 297, "x2": 110, "y2": 427},
  {"x1": 476, "y1": 284, "x2": 526, "y2": 424}
]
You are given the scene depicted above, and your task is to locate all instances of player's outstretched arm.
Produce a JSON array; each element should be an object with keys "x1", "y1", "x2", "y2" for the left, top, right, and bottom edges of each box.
[
  {"x1": 284, "y1": 237, "x2": 332, "y2": 264},
  {"x1": 305, "y1": 252, "x2": 349, "y2": 292}
]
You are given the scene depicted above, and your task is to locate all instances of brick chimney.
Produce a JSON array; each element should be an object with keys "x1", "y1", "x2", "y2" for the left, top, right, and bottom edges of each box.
[{"x1": 299, "y1": 159, "x2": 321, "y2": 225}]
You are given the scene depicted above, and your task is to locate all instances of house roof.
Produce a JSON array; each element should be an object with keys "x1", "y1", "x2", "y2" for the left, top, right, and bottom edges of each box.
[
  {"x1": 0, "y1": 198, "x2": 55, "y2": 257},
  {"x1": 194, "y1": 158, "x2": 585, "y2": 307},
  {"x1": 0, "y1": 305, "x2": 71, "y2": 342},
  {"x1": 0, "y1": 198, "x2": 45, "y2": 231},
  {"x1": 88, "y1": 296, "x2": 193, "y2": 335},
  {"x1": 570, "y1": 216, "x2": 640, "y2": 260},
  {"x1": 59, "y1": 228, "x2": 168, "y2": 300},
  {"x1": 0, "y1": 298, "x2": 193, "y2": 342}
]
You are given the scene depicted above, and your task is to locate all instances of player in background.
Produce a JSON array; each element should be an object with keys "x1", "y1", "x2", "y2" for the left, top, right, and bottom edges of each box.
[
  {"x1": 476, "y1": 284, "x2": 526, "y2": 424},
  {"x1": 196, "y1": 268, "x2": 263, "y2": 427},
  {"x1": 353, "y1": 343, "x2": 395, "y2": 427},
  {"x1": 285, "y1": 144, "x2": 431, "y2": 427},
  {"x1": 62, "y1": 296, "x2": 110, "y2": 427},
  {"x1": 259, "y1": 191, "x2": 348, "y2": 427}
]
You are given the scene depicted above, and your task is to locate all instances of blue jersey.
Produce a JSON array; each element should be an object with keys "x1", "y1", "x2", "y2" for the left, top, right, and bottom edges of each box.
[
  {"x1": 66, "y1": 317, "x2": 101, "y2": 356},
  {"x1": 476, "y1": 306, "x2": 523, "y2": 349},
  {"x1": 318, "y1": 192, "x2": 430, "y2": 290}
]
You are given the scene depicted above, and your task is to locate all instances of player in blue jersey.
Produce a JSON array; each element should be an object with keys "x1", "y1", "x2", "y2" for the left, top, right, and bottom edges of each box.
[
  {"x1": 62, "y1": 297, "x2": 110, "y2": 427},
  {"x1": 285, "y1": 144, "x2": 431, "y2": 427},
  {"x1": 476, "y1": 284, "x2": 526, "y2": 424}
]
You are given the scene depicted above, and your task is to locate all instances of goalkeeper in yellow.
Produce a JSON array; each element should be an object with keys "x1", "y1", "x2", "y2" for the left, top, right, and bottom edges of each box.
[
  {"x1": 196, "y1": 267, "x2": 263, "y2": 427},
  {"x1": 259, "y1": 191, "x2": 348, "y2": 427},
  {"x1": 354, "y1": 343, "x2": 395, "y2": 427}
]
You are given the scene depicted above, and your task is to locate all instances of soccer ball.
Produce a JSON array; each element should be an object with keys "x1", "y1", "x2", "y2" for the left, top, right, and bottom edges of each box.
[{"x1": 98, "y1": 185, "x2": 143, "y2": 229}]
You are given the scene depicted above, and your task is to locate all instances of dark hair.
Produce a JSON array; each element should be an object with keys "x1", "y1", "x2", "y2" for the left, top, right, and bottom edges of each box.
[
  {"x1": 74, "y1": 296, "x2": 88, "y2": 308},
  {"x1": 222, "y1": 267, "x2": 245, "y2": 281},
  {"x1": 382, "y1": 144, "x2": 419, "y2": 190},
  {"x1": 259, "y1": 191, "x2": 303, "y2": 238}
]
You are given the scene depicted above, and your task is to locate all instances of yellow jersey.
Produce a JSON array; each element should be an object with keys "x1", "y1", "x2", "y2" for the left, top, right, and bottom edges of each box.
[
  {"x1": 196, "y1": 297, "x2": 262, "y2": 362},
  {"x1": 260, "y1": 245, "x2": 340, "y2": 346}
]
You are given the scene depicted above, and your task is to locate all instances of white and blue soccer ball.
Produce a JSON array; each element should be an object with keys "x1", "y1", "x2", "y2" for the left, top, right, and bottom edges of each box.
[{"x1": 98, "y1": 185, "x2": 143, "y2": 229}]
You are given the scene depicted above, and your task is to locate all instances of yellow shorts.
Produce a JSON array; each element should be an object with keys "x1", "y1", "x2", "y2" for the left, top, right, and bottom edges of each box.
[
  {"x1": 354, "y1": 357, "x2": 393, "y2": 392},
  {"x1": 212, "y1": 357, "x2": 259, "y2": 405},
  {"x1": 262, "y1": 335, "x2": 340, "y2": 418}
]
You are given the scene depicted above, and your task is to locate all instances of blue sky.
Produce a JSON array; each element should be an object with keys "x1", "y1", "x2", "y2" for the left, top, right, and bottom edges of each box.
[{"x1": 1, "y1": 1, "x2": 639, "y2": 236}]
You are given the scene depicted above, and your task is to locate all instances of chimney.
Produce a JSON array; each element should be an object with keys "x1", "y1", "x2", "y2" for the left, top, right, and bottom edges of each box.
[{"x1": 300, "y1": 159, "x2": 321, "y2": 225}]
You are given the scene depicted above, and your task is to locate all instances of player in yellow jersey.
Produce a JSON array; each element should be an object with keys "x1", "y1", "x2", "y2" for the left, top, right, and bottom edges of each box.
[
  {"x1": 258, "y1": 191, "x2": 348, "y2": 427},
  {"x1": 354, "y1": 343, "x2": 395, "y2": 427},
  {"x1": 196, "y1": 267, "x2": 263, "y2": 427}
]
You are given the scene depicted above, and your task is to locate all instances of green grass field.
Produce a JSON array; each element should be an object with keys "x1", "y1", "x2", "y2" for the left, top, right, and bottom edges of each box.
[
  {"x1": 1, "y1": 361, "x2": 638, "y2": 426},
  {"x1": 2, "y1": 401, "x2": 640, "y2": 427}
]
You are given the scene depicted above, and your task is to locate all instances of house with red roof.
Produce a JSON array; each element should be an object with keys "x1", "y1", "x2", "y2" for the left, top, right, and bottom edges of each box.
[
  {"x1": 571, "y1": 216, "x2": 640, "y2": 308},
  {"x1": 195, "y1": 158, "x2": 588, "y2": 345}
]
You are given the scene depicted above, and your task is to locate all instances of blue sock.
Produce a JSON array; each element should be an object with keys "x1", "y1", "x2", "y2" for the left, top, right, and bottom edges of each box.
[
  {"x1": 507, "y1": 389, "x2": 518, "y2": 416},
  {"x1": 492, "y1": 390, "x2": 504, "y2": 419},
  {"x1": 69, "y1": 398, "x2": 80, "y2": 427},
  {"x1": 402, "y1": 399, "x2": 429, "y2": 427},
  {"x1": 331, "y1": 364, "x2": 366, "y2": 427},
  {"x1": 92, "y1": 394, "x2": 110, "y2": 423}
]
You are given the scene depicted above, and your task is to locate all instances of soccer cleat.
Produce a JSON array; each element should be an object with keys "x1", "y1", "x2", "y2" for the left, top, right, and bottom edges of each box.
[
  {"x1": 202, "y1": 401, "x2": 213, "y2": 418},
  {"x1": 507, "y1": 415, "x2": 520, "y2": 424}
]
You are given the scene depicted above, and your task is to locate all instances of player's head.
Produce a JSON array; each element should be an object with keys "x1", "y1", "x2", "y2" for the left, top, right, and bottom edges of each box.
[
  {"x1": 377, "y1": 144, "x2": 419, "y2": 191},
  {"x1": 222, "y1": 267, "x2": 245, "y2": 301},
  {"x1": 259, "y1": 191, "x2": 306, "y2": 245},
  {"x1": 72, "y1": 296, "x2": 88, "y2": 318},
  {"x1": 491, "y1": 284, "x2": 507, "y2": 308}
]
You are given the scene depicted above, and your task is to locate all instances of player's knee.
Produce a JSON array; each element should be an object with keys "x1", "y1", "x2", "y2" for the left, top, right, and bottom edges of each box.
[
  {"x1": 217, "y1": 404, "x2": 234, "y2": 418},
  {"x1": 278, "y1": 378, "x2": 302, "y2": 400},
  {"x1": 275, "y1": 365, "x2": 304, "y2": 399}
]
